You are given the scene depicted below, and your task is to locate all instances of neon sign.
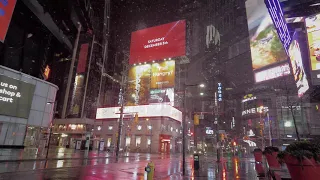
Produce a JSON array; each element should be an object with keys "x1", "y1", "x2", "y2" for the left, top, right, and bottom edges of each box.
[
  {"x1": 264, "y1": 0, "x2": 291, "y2": 54},
  {"x1": 217, "y1": 82, "x2": 222, "y2": 102}
]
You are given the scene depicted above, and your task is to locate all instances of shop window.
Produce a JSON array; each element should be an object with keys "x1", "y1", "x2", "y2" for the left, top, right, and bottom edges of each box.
[
  {"x1": 147, "y1": 137, "x2": 151, "y2": 145},
  {"x1": 107, "y1": 137, "x2": 112, "y2": 147},
  {"x1": 125, "y1": 137, "x2": 131, "y2": 147},
  {"x1": 137, "y1": 125, "x2": 142, "y2": 131},
  {"x1": 147, "y1": 125, "x2": 152, "y2": 130},
  {"x1": 108, "y1": 126, "x2": 113, "y2": 130},
  {"x1": 135, "y1": 136, "x2": 141, "y2": 147}
]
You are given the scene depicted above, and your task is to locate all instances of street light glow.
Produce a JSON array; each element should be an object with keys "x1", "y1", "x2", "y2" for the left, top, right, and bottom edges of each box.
[
  {"x1": 199, "y1": 84, "x2": 205, "y2": 88},
  {"x1": 200, "y1": 92, "x2": 204, "y2": 96}
]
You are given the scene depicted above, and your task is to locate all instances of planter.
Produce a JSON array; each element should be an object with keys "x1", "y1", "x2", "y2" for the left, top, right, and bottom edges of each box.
[
  {"x1": 265, "y1": 152, "x2": 281, "y2": 168},
  {"x1": 254, "y1": 151, "x2": 263, "y2": 162},
  {"x1": 284, "y1": 155, "x2": 320, "y2": 180}
]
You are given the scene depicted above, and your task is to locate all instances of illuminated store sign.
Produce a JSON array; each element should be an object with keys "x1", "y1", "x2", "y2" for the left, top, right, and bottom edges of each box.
[
  {"x1": 242, "y1": 106, "x2": 269, "y2": 116},
  {"x1": 206, "y1": 127, "x2": 214, "y2": 135},
  {"x1": 265, "y1": 0, "x2": 291, "y2": 54},
  {"x1": 255, "y1": 63, "x2": 291, "y2": 83},
  {"x1": 217, "y1": 83, "x2": 222, "y2": 102},
  {"x1": 243, "y1": 140, "x2": 257, "y2": 147},
  {"x1": 0, "y1": 0, "x2": 16, "y2": 42},
  {"x1": 242, "y1": 94, "x2": 257, "y2": 103}
]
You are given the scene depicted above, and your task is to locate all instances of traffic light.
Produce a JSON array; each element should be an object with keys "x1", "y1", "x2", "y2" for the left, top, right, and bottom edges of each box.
[
  {"x1": 194, "y1": 114, "x2": 200, "y2": 125},
  {"x1": 134, "y1": 113, "x2": 139, "y2": 123}
]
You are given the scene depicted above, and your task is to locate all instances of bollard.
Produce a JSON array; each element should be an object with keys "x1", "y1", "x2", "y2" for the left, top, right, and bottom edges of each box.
[{"x1": 145, "y1": 161, "x2": 155, "y2": 180}]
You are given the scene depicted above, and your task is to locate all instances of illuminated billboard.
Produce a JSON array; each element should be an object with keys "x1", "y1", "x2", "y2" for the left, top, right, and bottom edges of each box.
[
  {"x1": 306, "y1": 14, "x2": 320, "y2": 85},
  {"x1": 264, "y1": 0, "x2": 291, "y2": 54},
  {"x1": 254, "y1": 63, "x2": 290, "y2": 83},
  {"x1": 96, "y1": 104, "x2": 182, "y2": 122},
  {"x1": 129, "y1": 20, "x2": 186, "y2": 64},
  {"x1": 151, "y1": 60, "x2": 175, "y2": 89},
  {"x1": 246, "y1": 0, "x2": 288, "y2": 82},
  {"x1": 288, "y1": 32, "x2": 309, "y2": 97},
  {"x1": 126, "y1": 64, "x2": 151, "y2": 106},
  {"x1": 149, "y1": 88, "x2": 174, "y2": 106},
  {"x1": 0, "y1": 0, "x2": 16, "y2": 42}
]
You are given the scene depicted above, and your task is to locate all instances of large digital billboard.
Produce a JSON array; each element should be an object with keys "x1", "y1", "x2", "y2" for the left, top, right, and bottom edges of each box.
[
  {"x1": 246, "y1": 0, "x2": 288, "y2": 82},
  {"x1": 288, "y1": 32, "x2": 309, "y2": 97},
  {"x1": 0, "y1": 0, "x2": 16, "y2": 42},
  {"x1": 151, "y1": 60, "x2": 175, "y2": 89},
  {"x1": 0, "y1": 75, "x2": 35, "y2": 118},
  {"x1": 149, "y1": 88, "x2": 174, "y2": 106},
  {"x1": 126, "y1": 64, "x2": 151, "y2": 106},
  {"x1": 306, "y1": 14, "x2": 320, "y2": 85},
  {"x1": 129, "y1": 20, "x2": 186, "y2": 64}
]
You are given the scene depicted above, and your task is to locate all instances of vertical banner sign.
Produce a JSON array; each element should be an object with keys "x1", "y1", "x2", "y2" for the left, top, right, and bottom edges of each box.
[
  {"x1": 127, "y1": 64, "x2": 151, "y2": 106},
  {"x1": 77, "y1": 44, "x2": 89, "y2": 73},
  {"x1": 0, "y1": 0, "x2": 17, "y2": 42},
  {"x1": 264, "y1": 0, "x2": 291, "y2": 54},
  {"x1": 217, "y1": 83, "x2": 222, "y2": 102}
]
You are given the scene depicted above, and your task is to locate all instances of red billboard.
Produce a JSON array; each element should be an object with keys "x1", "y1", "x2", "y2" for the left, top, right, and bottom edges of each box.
[
  {"x1": 0, "y1": 0, "x2": 16, "y2": 43},
  {"x1": 129, "y1": 20, "x2": 186, "y2": 64}
]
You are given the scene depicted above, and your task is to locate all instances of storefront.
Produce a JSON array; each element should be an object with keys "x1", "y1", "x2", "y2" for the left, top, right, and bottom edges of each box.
[{"x1": 0, "y1": 65, "x2": 58, "y2": 148}]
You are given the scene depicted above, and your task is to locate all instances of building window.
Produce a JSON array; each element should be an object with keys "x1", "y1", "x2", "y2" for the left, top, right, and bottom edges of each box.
[
  {"x1": 148, "y1": 125, "x2": 152, "y2": 130},
  {"x1": 108, "y1": 126, "x2": 113, "y2": 130},
  {"x1": 125, "y1": 137, "x2": 131, "y2": 146},
  {"x1": 137, "y1": 125, "x2": 142, "y2": 131},
  {"x1": 135, "y1": 136, "x2": 141, "y2": 147},
  {"x1": 170, "y1": 127, "x2": 173, "y2": 132},
  {"x1": 107, "y1": 138, "x2": 112, "y2": 147},
  {"x1": 147, "y1": 137, "x2": 151, "y2": 145},
  {"x1": 176, "y1": 128, "x2": 178, "y2": 133},
  {"x1": 97, "y1": 126, "x2": 101, "y2": 131}
]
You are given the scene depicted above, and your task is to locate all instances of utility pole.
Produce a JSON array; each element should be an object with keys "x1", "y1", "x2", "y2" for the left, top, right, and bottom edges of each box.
[
  {"x1": 62, "y1": 23, "x2": 81, "y2": 118},
  {"x1": 182, "y1": 86, "x2": 187, "y2": 175}
]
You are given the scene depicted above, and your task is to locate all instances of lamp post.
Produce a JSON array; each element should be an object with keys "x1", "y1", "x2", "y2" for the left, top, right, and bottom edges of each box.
[
  {"x1": 45, "y1": 101, "x2": 56, "y2": 168},
  {"x1": 146, "y1": 118, "x2": 152, "y2": 153},
  {"x1": 182, "y1": 83, "x2": 205, "y2": 175}
]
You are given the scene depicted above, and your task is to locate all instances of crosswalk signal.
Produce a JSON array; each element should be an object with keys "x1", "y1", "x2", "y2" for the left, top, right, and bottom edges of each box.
[
  {"x1": 194, "y1": 114, "x2": 200, "y2": 125},
  {"x1": 134, "y1": 113, "x2": 139, "y2": 123}
]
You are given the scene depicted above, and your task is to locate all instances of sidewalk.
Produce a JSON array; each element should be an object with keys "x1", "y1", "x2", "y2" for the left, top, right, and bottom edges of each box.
[{"x1": 0, "y1": 147, "x2": 162, "y2": 162}]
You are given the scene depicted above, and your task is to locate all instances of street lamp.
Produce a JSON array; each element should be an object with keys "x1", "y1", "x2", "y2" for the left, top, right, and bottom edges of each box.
[
  {"x1": 182, "y1": 83, "x2": 205, "y2": 175},
  {"x1": 45, "y1": 101, "x2": 56, "y2": 167}
]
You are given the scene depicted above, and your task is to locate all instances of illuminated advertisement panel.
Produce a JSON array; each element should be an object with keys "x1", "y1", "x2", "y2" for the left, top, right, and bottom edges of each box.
[
  {"x1": 149, "y1": 88, "x2": 174, "y2": 106},
  {"x1": 264, "y1": 0, "x2": 291, "y2": 54},
  {"x1": 254, "y1": 63, "x2": 290, "y2": 83},
  {"x1": 288, "y1": 32, "x2": 309, "y2": 97},
  {"x1": 129, "y1": 20, "x2": 186, "y2": 64},
  {"x1": 96, "y1": 104, "x2": 182, "y2": 122},
  {"x1": 306, "y1": 14, "x2": 320, "y2": 85},
  {"x1": 126, "y1": 64, "x2": 151, "y2": 106},
  {"x1": 151, "y1": 60, "x2": 175, "y2": 89},
  {"x1": 246, "y1": 0, "x2": 289, "y2": 82},
  {"x1": 0, "y1": 0, "x2": 16, "y2": 42}
]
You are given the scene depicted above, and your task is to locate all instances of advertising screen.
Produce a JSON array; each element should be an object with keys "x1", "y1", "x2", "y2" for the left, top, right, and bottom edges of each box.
[
  {"x1": 149, "y1": 88, "x2": 174, "y2": 106},
  {"x1": 254, "y1": 63, "x2": 291, "y2": 83},
  {"x1": 151, "y1": 60, "x2": 175, "y2": 89},
  {"x1": 0, "y1": 75, "x2": 35, "y2": 118},
  {"x1": 288, "y1": 32, "x2": 309, "y2": 97},
  {"x1": 246, "y1": 0, "x2": 288, "y2": 77},
  {"x1": 306, "y1": 14, "x2": 320, "y2": 71},
  {"x1": 126, "y1": 64, "x2": 151, "y2": 106},
  {"x1": 129, "y1": 20, "x2": 186, "y2": 64},
  {"x1": 0, "y1": 0, "x2": 16, "y2": 42}
]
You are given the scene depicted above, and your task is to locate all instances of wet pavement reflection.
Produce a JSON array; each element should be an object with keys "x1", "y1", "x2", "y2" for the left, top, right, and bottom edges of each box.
[{"x1": 0, "y1": 155, "x2": 265, "y2": 180}]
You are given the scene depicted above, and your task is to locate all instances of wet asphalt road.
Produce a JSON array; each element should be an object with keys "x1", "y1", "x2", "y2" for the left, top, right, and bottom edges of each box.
[{"x1": 0, "y1": 155, "x2": 264, "y2": 180}]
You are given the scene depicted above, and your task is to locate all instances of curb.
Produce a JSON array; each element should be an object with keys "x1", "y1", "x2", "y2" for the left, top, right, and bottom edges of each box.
[{"x1": 0, "y1": 155, "x2": 136, "y2": 163}]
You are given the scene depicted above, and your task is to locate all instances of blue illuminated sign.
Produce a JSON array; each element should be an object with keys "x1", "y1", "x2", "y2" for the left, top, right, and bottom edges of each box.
[
  {"x1": 217, "y1": 83, "x2": 222, "y2": 102},
  {"x1": 265, "y1": 0, "x2": 291, "y2": 55}
]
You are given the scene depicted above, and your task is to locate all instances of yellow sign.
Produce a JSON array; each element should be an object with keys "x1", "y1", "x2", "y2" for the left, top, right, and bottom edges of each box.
[
  {"x1": 150, "y1": 60, "x2": 175, "y2": 89},
  {"x1": 194, "y1": 114, "x2": 199, "y2": 125}
]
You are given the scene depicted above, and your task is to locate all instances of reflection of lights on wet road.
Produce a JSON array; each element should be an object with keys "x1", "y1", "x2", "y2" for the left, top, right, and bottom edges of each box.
[
  {"x1": 125, "y1": 157, "x2": 129, "y2": 163},
  {"x1": 56, "y1": 160, "x2": 64, "y2": 168},
  {"x1": 222, "y1": 167, "x2": 226, "y2": 180}
]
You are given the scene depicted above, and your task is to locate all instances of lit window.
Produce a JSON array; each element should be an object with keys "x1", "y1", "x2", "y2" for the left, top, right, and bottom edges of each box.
[
  {"x1": 71, "y1": 124, "x2": 76, "y2": 130},
  {"x1": 108, "y1": 126, "x2": 113, "y2": 130},
  {"x1": 97, "y1": 126, "x2": 101, "y2": 131},
  {"x1": 137, "y1": 125, "x2": 142, "y2": 131},
  {"x1": 176, "y1": 129, "x2": 178, "y2": 133},
  {"x1": 136, "y1": 136, "x2": 141, "y2": 147},
  {"x1": 284, "y1": 121, "x2": 292, "y2": 127},
  {"x1": 148, "y1": 125, "x2": 152, "y2": 130},
  {"x1": 170, "y1": 127, "x2": 173, "y2": 132},
  {"x1": 147, "y1": 137, "x2": 151, "y2": 145}
]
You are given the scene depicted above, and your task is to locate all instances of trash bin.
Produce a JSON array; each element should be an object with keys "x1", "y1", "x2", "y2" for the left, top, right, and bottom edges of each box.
[{"x1": 194, "y1": 154, "x2": 200, "y2": 170}]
